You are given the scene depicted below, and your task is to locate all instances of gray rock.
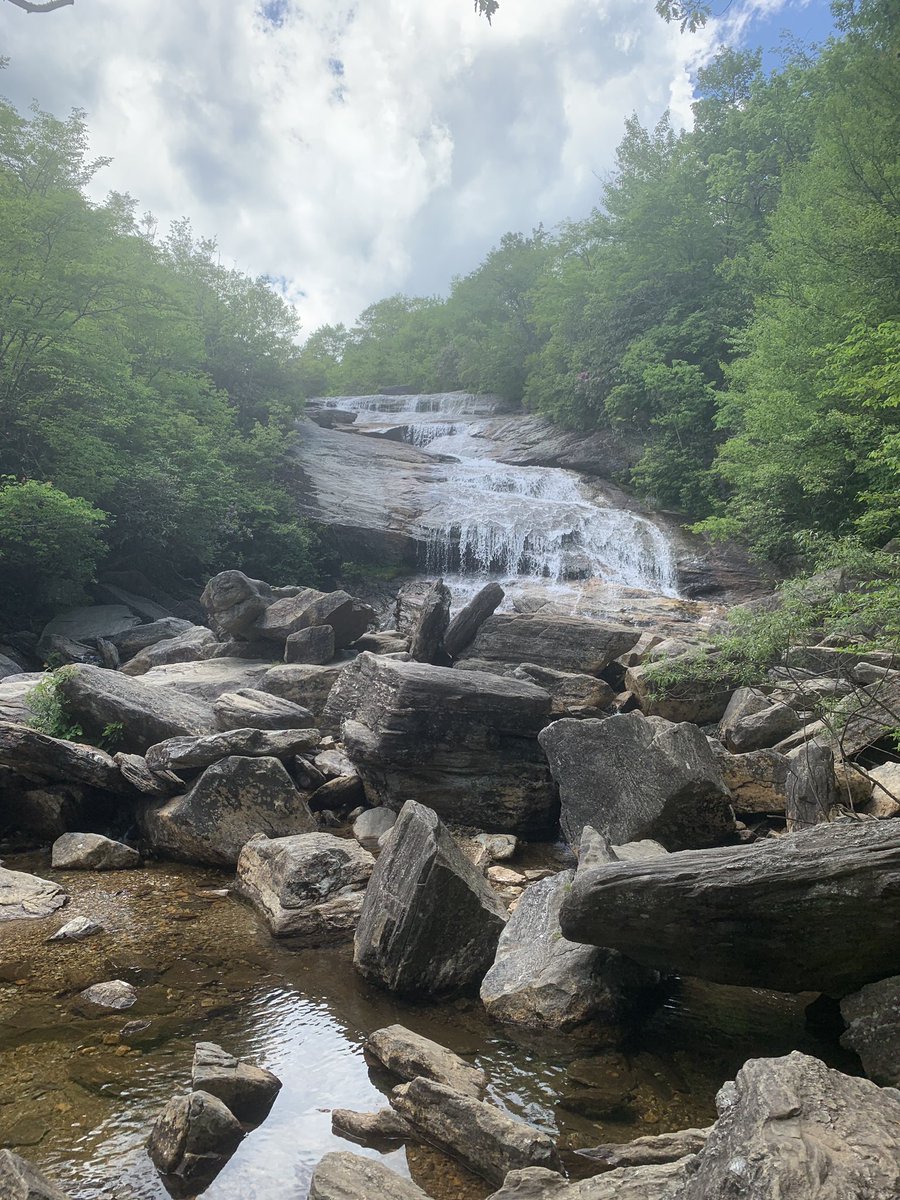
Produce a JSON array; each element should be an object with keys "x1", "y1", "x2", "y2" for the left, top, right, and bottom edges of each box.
[
  {"x1": 147, "y1": 1089, "x2": 244, "y2": 1183},
  {"x1": 191, "y1": 1041, "x2": 281, "y2": 1124},
  {"x1": 0, "y1": 1150, "x2": 71, "y2": 1200},
  {"x1": 213, "y1": 687, "x2": 316, "y2": 731},
  {"x1": 472, "y1": 832, "x2": 518, "y2": 867},
  {"x1": 51, "y1": 833, "x2": 139, "y2": 871},
  {"x1": 0, "y1": 654, "x2": 23, "y2": 681},
  {"x1": 710, "y1": 742, "x2": 790, "y2": 813},
  {"x1": 74, "y1": 979, "x2": 137, "y2": 1012},
  {"x1": 350, "y1": 630, "x2": 410, "y2": 654},
  {"x1": 145, "y1": 726, "x2": 318, "y2": 772},
  {"x1": 352, "y1": 806, "x2": 396, "y2": 852},
  {"x1": 47, "y1": 916, "x2": 104, "y2": 942},
  {"x1": 785, "y1": 744, "x2": 840, "y2": 831},
  {"x1": 330, "y1": 1107, "x2": 416, "y2": 1145},
  {"x1": 251, "y1": 587, "x2": 325, "y2": 641},
  {"x1": 612, "y1": 839, "x2": 669, "y2": 863},
  {"x1": 139, "y1": 657, "x2": 272, "y2": 700},
  {"x1": 679, "y1": 1052, "x2": 900, "y2": 1200},
  {"x1": 460, "y1": 613, "x2": 639, "y2": 675},
  {"x1": 840, "y1": 975, "x2": 900, "y2": 1087},
  {"x1": 389, "y1": 1076, "x2": 561, "y2": 1185},
  {"x1": 307, "y1": 1151, "x2": 429, "y2": 1200},
  {"x1": 624, "y1": 654, "x2": 734, "y2": 725},
  {"x1": 577, "y1": 1126, "x2": 710, "y2": 1167},
  {"x1": 114, "y1": 752, "x2": 182, "y2": 798},
  {"x1": 111, "y1": 619, "x2": 196, "y2": 660},
  {"x1": 513, "y1": 663, "x2": 616, "y2": 718},
  {"x1": 725, "y1": 701, "x2": 804, "y2": 753},
  {"x1": 200, "y1": 570, "x2": 272, "y2": 638},
  {"x1": 140, "y1": 755, "x2": 315, "y2": 866},
  {"x1": 0, "y1": 722, "x2": 123, "y2": 792},
  {"x1": 284, "y1": 625, "x2": 335, "y2": 664},
  {"x1": 480, "y1": 871, "x2": 654, "y2": 1032},
  {"x1": 408, "y1": 579, "x2": 451, "y2": 664},
  {"x1": 539, "y1": 713, "x2": 733, "y2": 851},
  {"x1": 365, "y1": 1024, "x2": 486, "y2": 1097},
  {"x1": 0, "y1": 866, "x2": 66, "y2": 921},
  {"x1": 309, "y1": 774, "x2": 365, "y2": 813},
  {"x1": 354, "y1": 800, "x2": 507, "y2": 998},
  {"x1": 38, "y1": 606, "x2": 140, "y2": 657},
  {"x1": 260, "y1": 663, "x2": 346, "y2": 726},
  {"x1": 119, "y1": 627, "x2": 217, "y2": 675},
  {"x1": 58, "y1": 664, "x2": 215, "y2": 753},
  {"x1": 445, "y1": 582, "x2": 505, "y2": 659},
  {"x1": 560, "y1": 820, "x2": 900, "y2": 994},
  {"x1": 576, "y1": 825, "x2": 618, "y2": 870},
  {"x1": 0, "y1": 673, "x2": 42, "y2": 725},
  {"x1": 484, "y1": 1160, "x2": 691, "y2": 1199},
  {"x1": 775, "y1": 673, "x2": 900, "y2": 757},
  {"x1": 717, "y1": 687, "x2": 772, "y2": 746},
  {"x1": 237, "y1": 832, "x2": 373, "y2": 943},
  {"x1": 255, "y1": 589, "x2": 374, "y2": 650}
]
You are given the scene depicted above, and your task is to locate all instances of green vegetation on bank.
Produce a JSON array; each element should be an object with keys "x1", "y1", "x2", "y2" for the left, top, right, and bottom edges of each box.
[{"x1": 301, "y1": 0, "x2": 899, "y2": 565}]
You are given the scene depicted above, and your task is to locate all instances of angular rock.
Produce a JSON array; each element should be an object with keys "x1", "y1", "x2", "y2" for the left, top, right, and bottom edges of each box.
[
  {"x1": 237, "y1": 832, "x2": 373, "y2": 943},
  {"x1": 110, "y1": 617, "x2": 195, "y2": 657},
  {"x1": 119, "y1": 627, "x2": 217, "y2": 675},
  {"x1": 775, "y1": 673, "x2": 900, "y2": 757},
  {"x1": 147, "y1": 1089, "x2": 244, "y2": 1183},
  {"x1": 200, "y1": 570, "x2": 272, "y2": 638},
  {"x1": 191, "y1": 1041, "x2": 281, "y2": 1124},
  {"x1": 840, "y1": 975, "x2": 900, "y2": 1087},
  {"x1": 308, "y1": 774, "x2": 365, "y2": 813},
  {"x1": 74, "y1": 979, "x2": 137, "y2": 1012},
  {"x1": 679, "y1": 1052, "x2": 900, "y2": 1200},
  {"x1": 718, "y1": 687, "x2": 773, "y2": 746},
  {"x1": 513, "y1": 664, "x2": 615, "y2": 718},
  {"x1": 139, "y1": 657, "x2": 272, "y2": 700},
  {"x1": 710, "y1": 743, "x2": 789, "y2": 813},
  {"x1": 284, "y1": 625, "x2": 335, "y2": 665},
  {"x1": 408, "y1": 579, "x2": 451, "y2": 664},
  {"x1": 785, "y1": 744, "x2": 840, "y2": 831},
  {"x1": 114, "y1": 752, "x2": 182, "y2": 798},
  {"x1": 0, "y1": 1150, "x2": 71, "y2": 1200},
  {"x1": 350, "y1": 630, "x2": 409, "y2": 655},
  {"x1": 339, "y1": 654, "x2": 557, "y2": 836},
  {"x1": 307, "y1": 1151, "x2": 429, "y2": 1200},
  {"x1": 145, "y1": 726, "x2": 318, "y2": 772},
  {"x1": 330, "y1": 1107, "x2": 416, "y2": 1145},
  {"x1": 460, "y1": 614, "x2": 639, "y2": 675},
  {"x1": 389, "y1": 1076, "x2": 561, "y2": 1185},
  {"x1": 560, "y1": 819, "x2": 900, "y2": 994},
  {"x1": 578, "y1": 1126, "x2": 710, "y2": 1167},
  {"x1": 484, "y1": 1160, "x2": 692, "y2": 1199},
  {"x1": 0, "y1": 673, "x2": 42, "y2": 726},
  {"x1": 140, "y1": 755, "x2": 315, "y2": 866},
  {"x1": 365, "y1": 1024, "x2": 486, "y2": 1097},
  {"x1": 0, "y1": 654, "x2": 24, "y2": 681},
  {"x1": 351, "y1": 806, "x2": 396, "y2": 852},
  {"x1": 480, "y1": 871, "x2": 654, "y2": 1032},
  {"x1": 624, "y1": 655, "x2": 734, "y2": 725},
  {"x1": 353, "y1": 800, "x2": 507, "y2": 998},
  {"x1": 724, "y1": 700, "x2": 804, "y2": 753},
  {"x1": 51, "y1": 833, "x2": 139, "y2": 870},
  {"x1": 445, "y1": 582, "x2": 505, "y2": 659},
  {"x1": 255, "y1": 589, "x2": 374, "y2": 650},
  {"x1": 867, "y1": 761, "x2": 900, "y2": 806},
  {"x1": 0, "y1": 722, "x2": 123, "y2": 792},
  {"x1": 0, "y1": 867, "x2": 66, "y2": 921},
  {"x1": 251, "y1": 587, "x2": 324, "y2": 641},
  {"x1": 58, "y1": 664, "x2": 214, "y2": 753},
  {"x1": 213, "y1": 687, "x2": 315, "y2": 731},
  {"x1": 260, "y1": 664, "x2": 346, "y2": 726},
  {"x1": 47, "y1": 915, "x2": 104, "y2": 942},
  {"x1": 539, "y1": 713, "x2": 733, "y2": 851}
]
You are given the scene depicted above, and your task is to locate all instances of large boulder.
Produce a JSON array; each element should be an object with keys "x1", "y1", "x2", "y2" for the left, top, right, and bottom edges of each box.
[
  {"x1": 336, "y1": 654, "x2": 557, "y2": 836},
  {"x1": 147, "y1": 1089, "x2": 243, "y2": 1184},
  {"x1": 253, "y1": 588, "x2": 374, "y2": 650},
  {"x1": 624, "y1": 656, "x2": 734, "y2": 725},
  {"x1": 200, "y1": 570, "x2": 272, "y2": 638},
  {"x1": 365, "y1": 1025, "x2": 486, "y2": 1097},
  {"x1": 353, "y1": 800, "x2": 507, "y2": 998},
  {"x1": 709, "y1": 743, "x2": 789, "y2": 813},
  {"x1": 144, "y1": 726, "x2": 318, "y2": 772},
  {"x1": 560, "y1": 820, "x2": 900, "y2": 994},
  {"x1": 444, "y1": 582, "x2": 505, "y2": 659},
  {"x1": 679, "y1": 1052, "x2": 900, "y2": 1200},
  {"x1": 539, "y1": 713, "x2": 733, "y2": 851},
  {"x1": 0, "y1": 866, "x2": 67, "y2": 921},
  {"x1": 191, "y1": 1042, "x2": 281, "y2": 1124},
  {"x1": 408, "y1": 579, "x2": 451, "y2": 664},
  {"x1": 38, "y1": 606, "x2": 140, "y2": 658},
  {"x1": 237, "y1": 832, "x2": 374, "y2": 943},
  {"x1": 0, "y1": 1151, "x2": 71, "y2": 1200},
  {"x1": 308, "y1": 1152, "x2": 429, "y2": 1200},
  {"x1": 284, "y1": 625, "x2": 335, "y2": 665},
  {"x1": 119, "y1": 627, "x2": 217, "y2": 676},
  {"x1": 719, "y1": 688, "x2": 804, "y2": 752},
  {"x1": 459, "y1": 614, "x2": 639, "y2": 675},
  {"x1": 58, "y1": 664, "x2": 215, "y2": 753},
  {"x1": 0, "y1": 722, "x2": 123, "y2": 792},
  {"x1": 260, "y1": 664, "x2": 346, "y2": 727},
  {"x1": 213, "y1": 687, "x2": 315, "y2": 731},
  {"x1": 109, "y1": 618, "x2": 196, "y2": 660},
  {"x1": 140, "y1": 755, "x2": 315, "y2": 866},
  {"x1": 839, "y1": 975, "x2": 900, "y2": 1087},
  {"x1": 51, "y1": 833, "x2": 139, "y2": 870},
  {"x1": 139, "y1": 657, "x2": 272, "y2": 700}
]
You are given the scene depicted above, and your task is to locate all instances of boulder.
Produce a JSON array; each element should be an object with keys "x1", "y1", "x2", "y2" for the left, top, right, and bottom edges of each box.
[
  {"x1": 284, "y1": 625, "x2": 335, "y2": 664},
  {"x1": 200, "y1": 570, "x2": 272, "y2": 638},
  {"x1": 1, "y1": 780, "x2": 96, "y2": 841},
  {"x1": 338, "y1": 654, "x2": 557, "y2": 836},
  {"x1": 0, "y1": 722, "x2": 123, "y2": 792},
  {"x1": 140, "y1": 755, "x2": 315, "y2": 866},
  {"x1": 365, "y1": 1024, "x2": 486, "y2": 1097},
  {"x1": 145, "y1": 726, "x2": 318, "y2": 772},
  {"x1": 237, "y1": 832, "x2": 373, "y2": 943},
  {"x1": 539, "y1": 713, "x2": 733, "y2": 851},
  {"x1": 38, "y1": 606, "x2": 140, "y2": 657},
  {"x1": 679, "y1": 1052, "x2": 900, "y2": 1200},
  {"x1": 213, "y1": 687, "x2": 315, "y2": 731},
  {"x1": 114, "y1": 753, "x2": 182, "y2": 798},
  {"x1": 480, "y1": 870, "x2": 654, "y2": 1032},
  {"x1": 353, "y1": 800, "x2": 507, "y2": 998},
  {"x1": 867, "y1": 761, "x2": 900, "y2": 806},
  {"x1": 51, "y1": 833, "x2": 139, "y2": 870},
  {"x1": 775, "y1": 673, "x2": 900, "y2": 757},
  {"x1": 260, "y1": 664, "x2": 346, "y2": 725},
  {"x1": 0, "y1": 654, "x2": 23, "y2": 681},
  {"x1": 147, "y1": 1089, "x2": 244, "y2": 1183},
  {"x1": 191, "y1": 1042, "x2": 281, "y2": 1124},
  {"x1": 254, "y1": 589, "x2": 374, "y2": 650},
  {"x1": 350, "y1": 630, "x2": 410, "y2": 655},
  {"x1": 0, "y1": 1151, "x2": 71, "y2": 1200},
  {"x1": 560, "y1": 819, "x2": 900, "y2": 994},
  {"x1": 513, "y1": 664, "x2": 615, "y2": 719},
  {"x1": 785, "y1": 744, "x2": 840, "y2": 831},
  {"x1": 309, "y1": 774, "x2": 365, "y2": 812},
  {"x1": 0, "y1": 673, "x2": 42, "y2": 725},
  {"x1": 624, "y1": 656, "x2": 733, "y2": 725},
  {"x1": 718, "y1": 687, "x2": 772, "y2": 746},
  {"x1": 139, "y1": 657, "x2": 272, "y2": 700},
  {"x1": 111, "y1": 618, "x2": 196, "y2": 660},
  {"x1": 250, "y1": 587, "x2": 323, "y2": 641},
  {"x1": 0, "y1": 867, "x2": 66, "y2": 921},
  {"x1": 307, "y1": 1151, "x2": 429, "y2": 1200},
  {"x1": 408, "y1": 578, "x2": 451, "y2": 664},
  {"x1": 839, "y1": 975, "x2": 900, "y2": 1087},
  {"x1": 709, "y1": 743, "x2": 789, "y2": 813},
  {"x1": 444, "y1": 582, "x2": 505, "y2": 659},
  {"x1": 58, "y1": 664, "x2": 215, "y2": 753},
  {"x1": 484, "y1": 1161, "x2": 692, "y2": 1199},
  {"x1": 389, "y1": 1076, "x2": 561, "y2": 1185},
  {"x1": 74, "y1": 979, "x2": 137, "y2": 1012},
  {"x1": 578, "y1": 1126, "x2": 710, "y2": 1168},
  {"x1": 722, "y1": 698, "x2": 804, "y2": 753},
  {"x1": 119, "y1": 627, "x2": 217, "y2": 675},
  {"x1": 330, "y1": 1107, "x2": 416, "y2": 1145},
  {"x1": 459, "y1": 613, "x2": 639, "y2": 675},
  {"x1": 352, "y1": 806, "x2": 396, "y2": 852}
]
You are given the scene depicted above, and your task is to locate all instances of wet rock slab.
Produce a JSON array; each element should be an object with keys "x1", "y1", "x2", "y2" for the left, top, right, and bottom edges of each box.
[{"x1": 365, "y1": 1024, "x2": 486, "y2": 1097}]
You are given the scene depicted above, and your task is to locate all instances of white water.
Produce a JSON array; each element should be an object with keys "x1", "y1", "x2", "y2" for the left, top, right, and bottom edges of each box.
[{"x1": 313, "y1": 392, "x2": 679, "y2": 604}]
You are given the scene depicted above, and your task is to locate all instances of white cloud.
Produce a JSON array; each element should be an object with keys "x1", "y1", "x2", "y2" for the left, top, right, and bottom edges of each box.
[{"x1": 0, "y1": 0, "x2": 768, "y2": 332}]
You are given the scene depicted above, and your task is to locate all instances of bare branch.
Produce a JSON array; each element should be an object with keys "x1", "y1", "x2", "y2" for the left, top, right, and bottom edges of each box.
[{"x1": 4, "y1": 0, "x2": 74, "y2": 12}]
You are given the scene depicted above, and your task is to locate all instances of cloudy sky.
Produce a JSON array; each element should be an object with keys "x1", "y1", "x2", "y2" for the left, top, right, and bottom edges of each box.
[{"x1": 1, "y1": 0, "x2": 831, "y2": 334}]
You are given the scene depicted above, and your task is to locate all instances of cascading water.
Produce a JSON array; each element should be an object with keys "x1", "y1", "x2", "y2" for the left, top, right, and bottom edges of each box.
[{"x1": 311, "y1": 392, "x2": 679, "y2": 602}]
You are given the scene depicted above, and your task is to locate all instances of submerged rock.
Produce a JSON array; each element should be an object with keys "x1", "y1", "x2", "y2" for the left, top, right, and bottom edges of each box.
[
  {"x1": 483, "y1": 1160, "x2": 691, "y2": 1199},
  {"x1": 330, "y1": 1107, "x2": 416, "y2": 1145},
  {"x1": 74, "y1": 979, "x2": 137, "y2": 1013},
  {"x1": 307, "y1": 1151, "x2": 429, "y2": 1200},
  {"x1": 147, "y1": 1089, "x2": 244, "y2": 1184},
  {"x1": 191, "y1": 1042, "x2": 281, "y2": 1124},
  {"x1": 51, "y1": 833, "x2": 139, "y2": 871},
  {"x1": 365, "y1": 1024, "x2": 486, "y2": 1097},
  {"x1": 47, "y1": 915, "x2": 104, "y2": 942}
]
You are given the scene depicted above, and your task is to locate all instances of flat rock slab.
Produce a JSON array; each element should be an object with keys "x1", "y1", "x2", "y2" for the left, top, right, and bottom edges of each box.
[
  {"x1": 51, "y1": 833, "x2": 139, "y2": 870},
  {"x1": 578, "y1": 1126, "x2": 710, "y2": 1168},
  {"x1": 308, "y1": 1151, "x2": 430, "y2": 1200},
  {"x1": 0, "y1": 867, "x2": 67, "y2": 921},
  {"x1": 0, "y1": 1150, "x2": 71, "y2": 1200},
  {"x1": 365, "y1": 1024, "x2": 486, "y2": 1097},
  {"x1": 139, "y1": 657, "x2": 273, "y2": 700},
  {"x1": 460, "y1": 614, "x2": 639, "y2": 675},
  {"x1": 192, "y1": 1042, "x2": 281, "y2": 1124},
  {"x1": 840, "y1": 974, "x2": 900, "y2": 1087},
  {"x1": 119, "y1": 627, "x2": 217, "y2": 675},
  {"x1": 145, "y1": 726, "x2": 318, "y2": 771},
  {"x1": 560, "y1": 820, "x2": 900, "y2": 994},
  {"x1": 213, "y1": 687, "x2": 316, "y2": 731},
  {"x1": 39, "y1": 606, "x2": 140, "y2": 652}
]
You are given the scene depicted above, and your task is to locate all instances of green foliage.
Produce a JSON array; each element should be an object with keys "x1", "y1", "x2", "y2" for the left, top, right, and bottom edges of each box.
[{"x1": 25, "y1": 666, "x2": 82, "y2": 741}]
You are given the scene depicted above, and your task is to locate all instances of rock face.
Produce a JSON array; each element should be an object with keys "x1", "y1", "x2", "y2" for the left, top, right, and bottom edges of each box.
[
  {"x1": 408, "y1": 578, "x2": 451, "y2": 664},
  {"x1": 460, "y1": 614, "x2": 639, "y2": 675},
  {"x1": 213, "y1": 687, "x2": 315, "y2": 731},
  {"x1": 58, "y1": 664, "x2": 214, "y2": 752},
  {"x1": 679, "y1": 1052, "x2": 900, "y2": 1200},
  {"x1": 445, "y1": 582, "x2": 505, "y2": 659},
  {"x1": 307, "y1": 1151, "x2": 430, "y2": 1200},
  {"x1": 840, "y1": 975, "x2": 900, "y2": 1087},
  {"x1": 0, "y1": 722, "x2": 123, "y2": 792},
  {"x1": 365, "y1": 1024, "x2": 486, "y2": 1097},
  {"x1": 51, "y1": 833, "x2": 139, "y2": 870},
  {"x1": 539, "y1": 714, "x2": 733, "y2": 851},
  {"x1": 0, "y1": 867, "x2": 66, "y2": 921},
  {"x1": 480, "y1": 870, "x2": 653, "y2": 1032},
  {"x1": 389, "y1": 1076, "x2": 561, "y2": 1185},
  {"x1": 560, "y1": 820, "x2": 900, "y2": 994},
  {"x1": 147, "y1": 1089, "x2": 244, "y2": 1183},
  {"x1": 191, "y1": 1042, "x2": 281, "y2": 1124},
  {"x1": 140, "y1": 755, "x2": 315, "y2": 866},
  {"x1": 145, "y1": 726, "x2": 318, "y2": 772},
  {"x1": 0, "y1": 1150, "x2": 71, "y2": 1200},
  {"x1": 237, "y1": 832, "x2": 374, "y2": 943},
  {"x1": 338, "y1": 654, "x2": 557, "y2": 836},
  {"x1": 353, "y1": 800, "x2": 507, "y2": 998}
]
